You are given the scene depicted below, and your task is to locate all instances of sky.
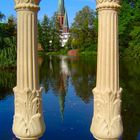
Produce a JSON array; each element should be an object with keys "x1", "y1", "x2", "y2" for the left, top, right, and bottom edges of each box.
[{"x1": 0, "y1": 0, "x2": 96, "y2": 25}]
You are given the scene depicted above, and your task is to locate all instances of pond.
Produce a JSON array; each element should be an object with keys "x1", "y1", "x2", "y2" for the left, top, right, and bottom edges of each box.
[{"x1": 0, "y1": 55, "x2": 140, "y2": 140}]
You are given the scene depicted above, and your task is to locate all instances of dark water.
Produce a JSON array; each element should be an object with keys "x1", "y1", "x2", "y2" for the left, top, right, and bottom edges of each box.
[{"x1": 0, "y1": 56, "x2": 140, "y2": 140}]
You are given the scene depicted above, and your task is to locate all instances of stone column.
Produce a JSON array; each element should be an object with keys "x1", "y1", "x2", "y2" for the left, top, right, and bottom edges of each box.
[
  {"x1": 13, "y1": 0, "x2": 45, "y2": 140},
  {"x1": 90, "y1": 0, "x2": 123, "y2": 140}
]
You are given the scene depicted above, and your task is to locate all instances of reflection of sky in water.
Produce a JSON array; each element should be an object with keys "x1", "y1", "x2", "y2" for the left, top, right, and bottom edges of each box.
[
  {"x1": 0, "y1": 56, "x2": 140, "y2": 140},
  {"x1": 0, "y1": 82, "x2": 94, "y2": 140},
  {"x1": 41, "y1": 83, "x2": 94, "y2": 140},
  {"x1": 138, "y1": 132, "x2": 140, "y2": 140}
]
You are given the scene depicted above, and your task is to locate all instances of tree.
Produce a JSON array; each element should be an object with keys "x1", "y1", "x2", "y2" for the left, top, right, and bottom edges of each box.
[
  {"x1": 38, "y1": 20, "x2": 43, "y2": 46},
  {"x1": 119, "y1": 0, "x2": 140, "y2": 58},
  {"x1": 0, "y1": 12, "x2": 5, "y2": 21},
  {"x1": 0, "y1": 15, "x2": 16, "y2": 50},
  {"x1": 39, "y1": 15, "x2": 50, "y2": 52},
  {"x1": 0, "y1": 13, "x2": 17, "y2": 67},
  {"x1": 119, "y1": 0, "x2": 134, "y2": 51},
  {"x1": 49, "y1": 12, "x2": 61, "y2": 51},
  {"x1": 128, "y1": 0, "x2": 140, "y2": 57},
  {"x1": 6, "y1": 15, "x2": 17, "y2": 37},
  {"x1": 70, "y1": 6, "x2": 97, "y2": 51}
]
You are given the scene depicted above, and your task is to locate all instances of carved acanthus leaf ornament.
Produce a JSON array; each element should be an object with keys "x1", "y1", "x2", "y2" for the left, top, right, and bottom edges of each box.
[
  {"x1": 14, "y1": 0, "x2": 41, "y2": 10},
  {"x1": 96, "y1": 0, "x2": 120, "y2": 10},
  {"x1": 91, "y1": 88, "x2": 123, "y2": 139},
  {"x1": 13, "y1": 87, "x2": 45, "y2": 139}
]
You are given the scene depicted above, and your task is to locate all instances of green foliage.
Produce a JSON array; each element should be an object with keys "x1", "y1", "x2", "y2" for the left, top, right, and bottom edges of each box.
[
  {"x1": 0, "y1": 37, "x2": 16, "y2": 68},
  {"x1": 49, "y1": 12, "x2": 62, "y2": 51},
  {"x1": 38, "y1": 13, "x2": 61, "y2": 52},
  {"x1": 119, "y1": 0, "x2": 133, "y2": 48},
  {"x1": 67, "y1": 6, "x2": 97, "y2": 53},
  {"x1": 0, "y1": 12, "x2": 17, "y2": 68},
  {"x1": 38, "y1": 15, "x2": 50, "y2": 51},
  {"x1": 119, "y1": 0, "x2": 140, "y2": 58}
]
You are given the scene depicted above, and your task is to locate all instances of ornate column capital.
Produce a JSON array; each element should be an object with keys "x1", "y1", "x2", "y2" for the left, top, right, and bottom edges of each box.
[
  {"x1": 14, "y1": 0, "x2": 41, "y2": 11},
  {"x1": 96, "y1": 0, "x2": 120, "y2": 11}
]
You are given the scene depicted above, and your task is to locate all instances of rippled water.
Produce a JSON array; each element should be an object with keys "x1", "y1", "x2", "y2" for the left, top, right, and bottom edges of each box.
[{"x1": 0, "y1": 55, "x2": 140, "y2": 140}]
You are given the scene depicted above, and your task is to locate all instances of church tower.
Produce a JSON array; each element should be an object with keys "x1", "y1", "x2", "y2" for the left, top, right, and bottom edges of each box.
[
  {"x1": 58, "y1": 0, "x2": 65, "y2": 29},
  {"x1": 57, "y1": 0, "x2": 70, "y2": 47},
  {"x1": 63, "y1": 11, "x2": 69, "y2": 33}
]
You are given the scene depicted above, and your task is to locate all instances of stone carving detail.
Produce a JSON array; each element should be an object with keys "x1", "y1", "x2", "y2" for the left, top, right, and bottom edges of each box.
[
  {"x1": 14, "y1": 0, "x2": 40, "y2": 4},
  {"x1": 91, "y1": 88, "x2": 123, "y2": 139},
  {"x1": 97, "y1": 0, "x2": 119, "y2": 4},
  {"x1": 13, "y1": 87, "x2": 45, "y2": 139},
  {"x1": 14, "y1": 0, "x2": 40, "y2": 10},
  {"x1": 96, "y1": 0, "x2": 120, "y2": 9}
]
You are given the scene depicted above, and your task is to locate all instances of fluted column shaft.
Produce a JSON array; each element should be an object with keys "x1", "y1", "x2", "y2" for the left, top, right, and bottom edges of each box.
[
  {"x1": 90, "y1": 1, "x2": 123, "y2": 140},
  {"x1": 97, "y1": 9, "x2": 119, "y2": 92},
  {"x1": 13, "y1": 0, "x2": 45, "y2": 140},
  {"x1": 17, "y1": 10, "x2": 39, "y2": 90}
]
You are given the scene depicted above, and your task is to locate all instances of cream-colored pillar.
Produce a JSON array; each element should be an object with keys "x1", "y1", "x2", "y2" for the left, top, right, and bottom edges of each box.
[
  {"x1": 13, "y1": 0, "x2": 45, "y2": 140},
  {"x1": 90, "y1": 0, "x2": 123, "y2": 140}
]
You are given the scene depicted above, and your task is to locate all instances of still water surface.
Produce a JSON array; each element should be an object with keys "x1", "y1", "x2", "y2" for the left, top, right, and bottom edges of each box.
[{"x1": 0, "y1": 56, "x2": 140, "y2": 140}]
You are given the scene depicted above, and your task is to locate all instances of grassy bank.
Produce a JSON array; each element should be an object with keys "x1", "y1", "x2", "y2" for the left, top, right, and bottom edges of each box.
[
  {"x1": 38, "y1": 49, "x2": 67, "y2": 56},
  {"x1": 38, "y1": 48, "x2": 97, "y2": 57}
]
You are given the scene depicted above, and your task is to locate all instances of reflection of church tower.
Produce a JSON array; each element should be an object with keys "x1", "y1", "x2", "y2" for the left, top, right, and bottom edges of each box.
[
  {"x1": 58, "y1": 56, "x2": 69, "y2": 120},
  {"x1": 59, "y1": 93, "x2": 66, "y2": 121},
  {"x1": 57, "y1": 0, "x2": 70, "y2": 47}
]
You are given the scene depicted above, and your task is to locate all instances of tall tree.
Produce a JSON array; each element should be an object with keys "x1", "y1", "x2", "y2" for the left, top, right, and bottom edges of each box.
[
  {"x1": 6, "y1": 15, "x2": 17, "y2": 37},
  {"x1": 70, "y1": 6, "x2": 97, "y2": 50},
  {"x1": 129, "y1": 0, "x2": 140, "y2": 52},
  {"x1": 0, "y1": 13, "x2": 17, "y2": 67},
  {"x1": 50, "y1": 12, "x2": 61, "y2": 51},
  {"x1": 0, "y1": 12, "x2": 5, "y2": 21},
  {"x1": 119, "y1": 0, "x2": 140, "y2": 58},
  {"x1": 0, "y1": 14, "x2": 16, "y2": 50},
  {"x1": 39, "y1": 15, "x2": 50, "y2": 51},
  {"x1": 119, "y1": 0, "x2": 134, "y2": 50}
]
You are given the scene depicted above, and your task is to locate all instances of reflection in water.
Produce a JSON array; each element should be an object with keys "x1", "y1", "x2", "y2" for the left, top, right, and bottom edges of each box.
[
  {"x1": 68, "y1": 56, "x2": 96, "y2": 103},
  {"x1": 0, "y1": 69, "x2": 16, "y2": 100},
  {"x1": 39, "y1": 56, "x2": 96, "y2": 120},
  {"x1": 58, "y1": 56, "x2": 69, "y2": 120},
  {"x1": 0, "y1": 56, "x2": 140, "y2": 140},
  {"x1": 120, "y1": 60, "x2": 140, "y2": 140},
  {"x1": 0, "y1": 68, "x2": 16, "y2": 140}
]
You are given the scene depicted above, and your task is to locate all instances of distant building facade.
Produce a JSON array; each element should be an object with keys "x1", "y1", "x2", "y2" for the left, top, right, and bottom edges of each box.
[{"x1": 57, "y1": 0, "x2": 70, "y2": 47}]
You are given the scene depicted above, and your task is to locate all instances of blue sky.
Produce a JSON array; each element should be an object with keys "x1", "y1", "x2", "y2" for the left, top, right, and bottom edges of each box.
[{"x1": 0, "y1": 0, "x2": 96, "y2": 25}]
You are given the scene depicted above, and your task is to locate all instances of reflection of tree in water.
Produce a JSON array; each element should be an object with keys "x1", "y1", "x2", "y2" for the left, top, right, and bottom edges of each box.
[
  {"x1": 0, "y1": 69, "x2": 16, "y2": 100},
  {"x1": 39, "y1": 56, "x2": 67, "y2": 92},
  {"x1": 120, "y1": 60, "x2": 140, "y2": 140},
  {"x1": 68, "y1": 56, "x2": 96, "y2": 103}
]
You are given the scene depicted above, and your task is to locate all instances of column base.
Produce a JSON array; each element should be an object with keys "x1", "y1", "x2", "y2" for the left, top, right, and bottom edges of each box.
[
  {"x1": 91, "y1": 88, "x2": 123, "y2": 140},
  {"x1": 13, "y1": 87, "x2": 45, "y2": 140}
]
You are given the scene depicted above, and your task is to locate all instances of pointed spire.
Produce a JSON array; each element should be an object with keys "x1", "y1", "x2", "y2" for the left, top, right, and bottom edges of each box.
[
  {"x1": 59, "y1": 91, "x2": 66, "y2": 121},
  {"x1": 58, "y1": 0, "x2": 65, "y2": 15},
  {"x1": 63, "y1": 11, "x2": 69, "y2": 28}
]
